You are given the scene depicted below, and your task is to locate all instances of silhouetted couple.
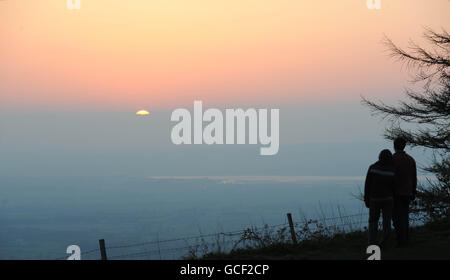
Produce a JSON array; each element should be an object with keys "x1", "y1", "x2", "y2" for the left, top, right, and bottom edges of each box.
[{"x1": 364, "y1": 138, "x2": 417, "y2": 248}]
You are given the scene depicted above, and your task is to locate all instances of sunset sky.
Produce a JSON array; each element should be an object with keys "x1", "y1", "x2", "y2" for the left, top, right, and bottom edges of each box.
[
  {"x1": 0, "y1": 0, "x2": 448, "y2": 178},
  {"x1": 1, "y1": 0, "x2": 449, "y2": 110}
]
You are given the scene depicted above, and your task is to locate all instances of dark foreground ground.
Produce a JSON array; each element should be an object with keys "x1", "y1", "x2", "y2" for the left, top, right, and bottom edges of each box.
[{"x1": 201, "y1": 217, "x2": 450, "y2": 260}]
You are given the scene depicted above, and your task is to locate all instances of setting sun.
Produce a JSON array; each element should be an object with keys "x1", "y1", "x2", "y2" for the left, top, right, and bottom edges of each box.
[{"x1": 136, "y1": 110, "x2": 150, "y2": 115}]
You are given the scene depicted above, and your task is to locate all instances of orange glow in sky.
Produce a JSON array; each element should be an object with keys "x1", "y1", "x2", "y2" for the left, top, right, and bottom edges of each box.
[{"x1": 0, "y1": 0, "x2": 449, "y2": 110}]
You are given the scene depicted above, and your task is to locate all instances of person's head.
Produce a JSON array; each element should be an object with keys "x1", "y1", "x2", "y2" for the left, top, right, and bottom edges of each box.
[
  {"x1": 394, "y1": 137, "x2": 407, "y2": 152},
  {"x1": 379, "y1": 149, "x2": 393, "y2": 165}
]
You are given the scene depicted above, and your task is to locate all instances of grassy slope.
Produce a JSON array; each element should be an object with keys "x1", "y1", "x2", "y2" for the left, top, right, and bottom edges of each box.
[{"x1": 202, "y1": 218, "x2": 450, "y2": 260}]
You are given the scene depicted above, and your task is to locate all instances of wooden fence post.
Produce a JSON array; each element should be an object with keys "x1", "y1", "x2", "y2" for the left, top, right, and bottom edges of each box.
[
  {"x1": 287, "y1": 213, "x2": 298, "y2": 245},
  {"x1": 99, "y1": 239, "x2": 108, "y2": 260}
]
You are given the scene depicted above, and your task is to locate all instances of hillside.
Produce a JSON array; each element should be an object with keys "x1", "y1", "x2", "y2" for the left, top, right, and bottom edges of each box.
[{"x1": 200, "y1": 217, "x2": 450, "y2": 260}]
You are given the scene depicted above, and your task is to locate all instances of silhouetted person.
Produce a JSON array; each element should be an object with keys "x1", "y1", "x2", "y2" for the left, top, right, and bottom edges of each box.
[
  {"x1": 392, "y1": 137, "x2": 417, "y2": 247},
  {"x1": 364, "y1": 149, "x2": 396, "y2": 246}
]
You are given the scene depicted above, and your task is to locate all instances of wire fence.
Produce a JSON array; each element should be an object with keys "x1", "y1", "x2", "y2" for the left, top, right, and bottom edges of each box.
[
  {"x1": 54, "y1": 210, "x2": 425, "y2": 260},
  {"x1": 105, "y1": 221, "x2": 292, "y2": 260}
]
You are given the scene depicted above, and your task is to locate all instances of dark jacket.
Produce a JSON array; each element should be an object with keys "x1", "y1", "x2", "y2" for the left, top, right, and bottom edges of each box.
[
  {"x1": 393, "y1": 151, "x2": 417, "y2": 196},
  {"x1": 364, "y1": 161, "x2": 396, "y2": 202}
]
